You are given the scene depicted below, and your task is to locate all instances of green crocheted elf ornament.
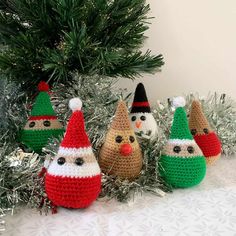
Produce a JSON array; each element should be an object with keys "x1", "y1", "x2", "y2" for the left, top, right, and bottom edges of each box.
[
  {"x1": 159, "y1": 97, "x2": 206, "y2": 188},
  {"x1": 20, "y1": 81, "x2": 64, "y2": 153}
]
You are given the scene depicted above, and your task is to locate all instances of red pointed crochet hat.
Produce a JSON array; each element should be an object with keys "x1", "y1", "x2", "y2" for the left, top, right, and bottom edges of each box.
[{"x1": 59, "y1": 98, "x2": 92, "y2": 157}]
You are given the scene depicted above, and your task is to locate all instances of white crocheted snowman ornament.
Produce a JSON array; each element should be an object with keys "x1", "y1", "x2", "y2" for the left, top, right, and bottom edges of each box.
[{"x1": 129, "y1": 83, "x2": 158, "y2": 138}]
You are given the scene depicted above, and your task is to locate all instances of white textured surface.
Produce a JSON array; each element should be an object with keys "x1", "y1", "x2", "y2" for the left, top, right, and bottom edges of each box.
[
  {"x1": 58, "y1": 146, "x2": 93, "y2": 156},
  {"x1": 3, "y1": 156, "x2": 236, "y2": 236}
]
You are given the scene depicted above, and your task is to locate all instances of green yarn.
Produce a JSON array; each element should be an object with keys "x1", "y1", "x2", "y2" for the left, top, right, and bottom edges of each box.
[
  {"x1": 31, "y1": 92, "x2": 56, "y2": 116},
  {"x1": 159, "y1": 155, "x2": 206, "y2": 188},
  {"x1": 170, "y1": 107, "x2": 193, "y2": 140},
  {"x1": 20, "y1": 128, "x2": 64, "y2": 153}
]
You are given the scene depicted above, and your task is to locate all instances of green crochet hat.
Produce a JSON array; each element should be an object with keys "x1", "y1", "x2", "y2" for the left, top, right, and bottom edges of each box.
[
  {"x1": 30, "y1": 88, "x2": 56, "y2": 116},
  {"x1": 159, "y1": 97, "x2": 206, "y2": 188},
  {"x1": 20, "y1": 81, "x2": 64, "y2": 153},
  {"x1": 170, "y1": 97, "x2": 193, "y2": 140}
]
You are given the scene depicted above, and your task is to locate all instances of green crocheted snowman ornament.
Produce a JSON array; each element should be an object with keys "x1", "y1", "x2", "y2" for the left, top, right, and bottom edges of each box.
[
  {"x1": 159, "y1": 97, "x2": 206, "y2": 188},
  {"x1": 20, "y1": 81, "x2": 64, "y2": 153}
]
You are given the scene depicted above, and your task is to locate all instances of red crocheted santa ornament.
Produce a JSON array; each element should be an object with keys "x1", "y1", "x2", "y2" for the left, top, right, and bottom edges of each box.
[{"x1": 45, "y1": 98, "x2": 101, "y2": 209}]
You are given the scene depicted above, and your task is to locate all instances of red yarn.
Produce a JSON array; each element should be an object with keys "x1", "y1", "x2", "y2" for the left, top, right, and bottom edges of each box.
[
  {"x1": 29, "y1": 115, "x2": 56, "y2": 121},
  {"x1": 60, "y1": 111, "x2": 91, "y2": 148},
  {"x1": 194, "y1": 132, "x2": 221, "y2": 157},
  {"x1": 45, "y1": 173, "x2": 101, "y2": 209},
  {"x1": 51, "y1": 204, "x2": 58, "y2": 214},
  {"x1": 120, "y1": 143, "x2": 133, "y2": 156},
  {"x1": 38, "y1": 81, "x2": 49, "y2": 91},
  {"x1": 38, "y1": 167, "x2": 47, "y2": 177}
]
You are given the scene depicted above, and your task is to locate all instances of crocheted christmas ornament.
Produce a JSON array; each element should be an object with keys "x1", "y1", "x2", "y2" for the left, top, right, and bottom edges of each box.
[
  {"x1": 129, "y1": 83, "x2": 158, "y2": 138},
  {"x1": 20, "y1": 81, "x2": 64, "y2": 153},
  {"x1": 45, "y1": 98, "x2": 101, "y2": 209},
  {"x1": 99, "y1": 101, "x2": 143, "y2": 180},
  {"x1": 189, "y1": 100, "x2": 221, "y2": 165},
  {"x1": 159, "y1": 97, "x2": 206, "y2": 188}
]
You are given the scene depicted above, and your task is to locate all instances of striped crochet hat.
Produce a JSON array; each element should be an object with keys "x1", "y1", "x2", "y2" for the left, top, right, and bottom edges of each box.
[
  {"x1": 45, "y1": 98, "x2": 101, "y2": 210},
  {"x1": 131, "y1": 83, "x2": 151, "y2": 113},
  {"x1": 58, "y1": 98, "x2": 92, "y2": 157},
  {"x1": 20, "y1": 81, "x2": 64, "y2": 153},
  {"x1": 159, "y1": 97, "x2": 206, "y2": 188},
  {"x1": 129, "y1": 83, "x2": 158, "y2": 138}
]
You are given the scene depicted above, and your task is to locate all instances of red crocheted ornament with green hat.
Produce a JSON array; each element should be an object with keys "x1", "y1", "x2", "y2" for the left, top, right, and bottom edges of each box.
[
  {"x1": 159, "y1": 97, "x2": 206, "y2": 188},
  {"x1": 20, "y1": 81, "x2": 64, "y2": 153}
]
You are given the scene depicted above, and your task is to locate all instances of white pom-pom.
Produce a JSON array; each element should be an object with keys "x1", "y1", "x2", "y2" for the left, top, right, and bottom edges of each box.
[
  {"x1": 69, "y1": 98, "x2": 82, "y2": 111},
  {"x1": 172, "y1": 96, "x2": 186, "y2": 108}
]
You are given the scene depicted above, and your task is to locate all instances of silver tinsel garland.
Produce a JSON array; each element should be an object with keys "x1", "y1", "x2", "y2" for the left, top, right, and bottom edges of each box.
[{"x1": 0, "y1": 77, "x2": 236, "y2": 223}]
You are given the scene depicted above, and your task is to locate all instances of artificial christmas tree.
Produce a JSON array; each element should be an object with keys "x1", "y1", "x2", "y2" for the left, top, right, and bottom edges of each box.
[
  {"x1": 0, "y1": 0, "x2": 165, "y2": 215},
  {"x1": 45, "y1": 98, "x2": 101, "y2": 210},
  {"x1": 99, "y1": 101, "x2": 143, "y2": 180},
  {"x1": 129, "y1": 83, "x2": 158, "y2": 138},
  {"x1": 189, "y1": 100, "x2": 222, "y2": 165},
  {"x1": 159, "y1": 97, "x2": 206, "y2": 188},
  {"x1": 0, "y1": 0, "x2": 164, "y2": 89},
  {"x1": 20, "y1": 81, "x2": 64, "y2": 153}
]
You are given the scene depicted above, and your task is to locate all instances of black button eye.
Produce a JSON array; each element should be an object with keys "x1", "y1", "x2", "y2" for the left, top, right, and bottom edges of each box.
[
  {"x1": 75, "y1": 158, "x2": 84, "y2": 166},
  {"x1": 140, "y1": 116, "x2": 146, "y2": 121},
  {"x1": 57, "y1": 157, "x2": 66, "y2": 165},
  {"x1": 43, "y1": 120, "x2": 51, "y2": 127},
  {"x1": 173, "y1": 146, "x2": 181, "y2": 153},
  {"x1": 129, "y1": 136, "x2": 135, "y2": 143},
  {"x1": 187, "y1": 146, "x2": 194, "y2": 154},
  {"x1": 203, "y1": 128, "x2": 209, "y2": 134},
  {"x1": 131, "y1": 116, "x2": 136, "y2": 121},
  {"x1": 115, "y1": 135, "x2": 123, "y2": 143},
  {"x1": 29, "y1": 121, "x2": 35, "y2": 128},
  {"x1": 191, "y1": 129, "x2": 197, "y2": 135}
]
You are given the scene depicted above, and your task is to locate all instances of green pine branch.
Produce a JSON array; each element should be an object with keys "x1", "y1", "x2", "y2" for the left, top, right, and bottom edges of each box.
[{"x1": 0, "y1": 0, "x2": 164, "y2": 88}]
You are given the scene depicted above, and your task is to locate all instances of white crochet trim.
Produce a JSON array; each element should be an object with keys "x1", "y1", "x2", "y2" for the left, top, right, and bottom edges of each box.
[
  {"x1": 168, "y1": 139, "x2": 196, "y2": 145},
  {"x1": 172, "y1": 96, "x2": 186, "y2": 108},
  {"x1": 58, "y1": 146, "x2": 93, "y2": 157},
  {"x1": 69, "y1": 97, "x2": 82, "y2": 111},
  {"x1": 47, "y1": 161, "x2": 101, "y2": 178}
]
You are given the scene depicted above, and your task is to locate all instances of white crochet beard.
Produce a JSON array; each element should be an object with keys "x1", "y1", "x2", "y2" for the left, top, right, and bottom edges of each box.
[
  {"x1": 129, "y1": 112, "x2": 158, "y2": 138},
  {"x1": 47, "y1": 152, "x2": 101, "y2": 178}
]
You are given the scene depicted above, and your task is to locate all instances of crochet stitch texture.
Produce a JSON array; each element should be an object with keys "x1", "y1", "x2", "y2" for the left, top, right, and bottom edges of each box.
[
  {"x1": 99, "y1": 101, "x2": 143, "y2": 180},
  {"x1": 45, "y1": 98, "x2": 101, "y2": 209},
  {"x1": 129, "y1": 83, "x2": 158, "y2": 138},
  {"x1": 20, "y1": 81, "x2": 64, "y2": 153},
  {"x1": 159, "y1": 101, "x2": 206, "y2": 188},
  {"x1": 189, "y1": 100, "x2": 221, "y2": 165}
]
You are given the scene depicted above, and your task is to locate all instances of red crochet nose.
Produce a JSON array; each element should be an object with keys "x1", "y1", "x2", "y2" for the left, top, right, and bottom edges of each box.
[{"x1": 120, "y1": 144, "x2": 133, "y2": 156}]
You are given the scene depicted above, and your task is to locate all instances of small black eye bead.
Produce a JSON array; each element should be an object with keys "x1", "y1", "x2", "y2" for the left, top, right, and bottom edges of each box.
[
  {"x1": 115, "y1": 135, "x2": 123, "y2": 143},
  {"x1": 203, "y1": 128, "x2": 209, "y2": 134},
  {"x1": 43, "y1": 120, "x2": 51, "y2": 127},
  {"x1": 75, "y1": 158, "x2": 84, "y2": 166},
  {"x1": 191, "y1": 129, "x2": 197, "y2": 135},
  {"x1": 173, "y1": 146, "x2": 181, "y2": 153},
  {"x1": 187, "y1": 146, "x2": 194, "y2": 154},
  {"x1": 29, "y1": 121, "x2": 35, "y2": 128},
  {"x1": 131, "y1": 116, "x2": 136, "y2": 121},
  {"x1": 57, "y1": 157, "x2": 66, "y2": 165},
  {"x1": 129, "y1": 136, "x2": 135, "y2": 143},
  {"x1": 140, "y1": 115, "x2": 146, "y2": 121}
]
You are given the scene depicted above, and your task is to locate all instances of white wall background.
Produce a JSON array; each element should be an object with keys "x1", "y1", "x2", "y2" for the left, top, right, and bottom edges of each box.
[{"x1": 116, "y1": 0, "x2": 236, "y2": 103}]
